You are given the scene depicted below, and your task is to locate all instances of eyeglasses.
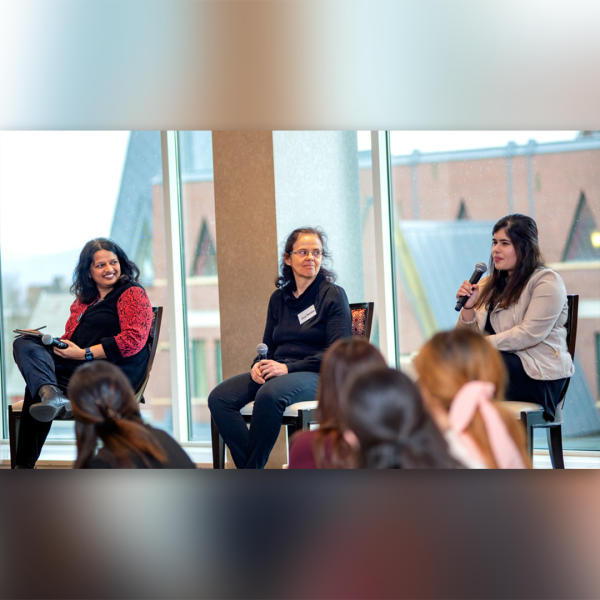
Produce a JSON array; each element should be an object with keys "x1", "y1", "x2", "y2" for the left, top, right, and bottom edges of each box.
[{"x1": 289, "y1": 249, "x2": 323, "y2": 258}]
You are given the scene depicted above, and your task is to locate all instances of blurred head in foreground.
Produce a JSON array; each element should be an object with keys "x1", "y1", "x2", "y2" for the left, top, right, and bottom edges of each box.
[
  {"x1": 341, "y1": 365, "x2": 461, "y2": 469},
  {"x1": 68, "y1": 361, "x2": 168, "y2": 468},
  {"x1": 414, "y1": 328, "x2": 530, "y2": 468},
  {"x1": 312, "y1": 337, "x2": 387, "y2": 468}
]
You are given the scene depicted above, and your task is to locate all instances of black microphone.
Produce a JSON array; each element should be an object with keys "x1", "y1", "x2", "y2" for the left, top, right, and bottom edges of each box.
[
  {"x1": 41, "y1": 333, "x2": 68, "y2": 349},
  {"x1": 256, "y1": 343, "x2": 268, "y2": 360},
  {"x1": 455, "y1": 262, "x2": 488, "y2": 312}
]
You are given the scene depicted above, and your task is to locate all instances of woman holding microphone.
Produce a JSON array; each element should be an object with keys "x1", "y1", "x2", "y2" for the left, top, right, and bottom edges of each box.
[
  {"x1": 208, "y1": 227, "x2": 352, "y2": 469},
  {"x1": 12, "y1": 238, "x2": 153, "y2": 468},
  {"x1": 456, "y1": 214, "x2": 574, "y2": 419}
]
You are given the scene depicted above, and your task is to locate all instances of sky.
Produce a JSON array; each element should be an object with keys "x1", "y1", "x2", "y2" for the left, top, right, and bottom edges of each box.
[
  {"x1": 0, "y1": 129, "x2": 581, "y2": 285},
  {"x1": 0, "y1": 131, "x2": 130, "y2": 259},
  {"x1": 357, "y1": 130, "x2": 580, "y2": 153}
]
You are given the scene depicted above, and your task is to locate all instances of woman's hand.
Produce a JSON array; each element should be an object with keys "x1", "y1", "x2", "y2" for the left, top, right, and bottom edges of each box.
[
  {"x1": 456, "y1": 280, "x2": 480, "y2": 310},
  {"x1": 53, "y1": 339, "x2": 85, "y2": 361},
  {"x1": 257, "y1": 360, "x2": 288, "y2": 382},
  {"x1": 250, "y1": 361, "x2": 266, "y2": 385}
]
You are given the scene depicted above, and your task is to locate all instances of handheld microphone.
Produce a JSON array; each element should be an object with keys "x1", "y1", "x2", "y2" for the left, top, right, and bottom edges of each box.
[
  {"x1": 455, "y1": 262, "x2": 488, "y2": 312},
  {"x1": 41, "y1": 334, "x2": 68, "y2": 349},
  {"x1": 256, "y1": 343, "x2": 268, "y2": 360}
]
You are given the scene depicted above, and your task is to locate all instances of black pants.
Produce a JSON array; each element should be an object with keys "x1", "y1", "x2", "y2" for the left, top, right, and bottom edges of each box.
[
  {"x1": 208, "y1": 371, "x2": 319, "y2": 469},
  {"x1": 501, "y1": 351, "x2": 568, "y2": 420},
  {"x1": 13, "y1": 336, "x2": 81, "y2": 468}
]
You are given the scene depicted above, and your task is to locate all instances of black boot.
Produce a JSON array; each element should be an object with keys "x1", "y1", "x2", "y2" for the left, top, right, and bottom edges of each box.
[{"x1": 29, "y1": 385, "x2": 72, "y2": 422}]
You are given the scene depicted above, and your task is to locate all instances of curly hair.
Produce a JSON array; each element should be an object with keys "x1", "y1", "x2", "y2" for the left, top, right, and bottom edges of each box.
[
  {"x1": 71, "y1": 238, "x2": 141, "y2": 304},
  {"x1": 475, "y1": 214, "x2": 545, "y2": 311},
  {"x1": 275, "y1": 226, "x2": 337, "y2": 289}
]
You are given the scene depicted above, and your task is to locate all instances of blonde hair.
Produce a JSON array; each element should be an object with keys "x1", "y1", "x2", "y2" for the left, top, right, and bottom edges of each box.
[{"x1": 414, "y1": 329, "x2": 530, "y2": 468}]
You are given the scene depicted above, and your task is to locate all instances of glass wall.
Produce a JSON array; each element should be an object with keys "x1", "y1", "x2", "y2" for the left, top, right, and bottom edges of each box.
[
  {"x1": 0, "y1": 131, "x2": 173, "y2": 444},
  {"x1": 178, "y1": 131, "x2": 221, "y2": 442},
  {"x1": 2, "y1": 129, "x2": 598, "y2": 463},
  {"x1": 386, "y1": 131, "x2": 600, "y2": 451}
]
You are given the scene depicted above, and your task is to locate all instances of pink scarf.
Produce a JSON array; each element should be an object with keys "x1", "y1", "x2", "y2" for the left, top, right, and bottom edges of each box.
[{"x1": 448, "y1": 381, "x2": 527, "y2": 469}]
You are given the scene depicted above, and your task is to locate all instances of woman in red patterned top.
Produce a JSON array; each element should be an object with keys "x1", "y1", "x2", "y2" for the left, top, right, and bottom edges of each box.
[{"x1": 12, "y1": 238, "x2": 152, "y2": 468}]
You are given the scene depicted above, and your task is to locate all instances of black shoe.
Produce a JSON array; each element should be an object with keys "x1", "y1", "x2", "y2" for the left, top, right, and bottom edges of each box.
[{"x1": 29, "y1": 385, "x2": 72, "y2": 422}]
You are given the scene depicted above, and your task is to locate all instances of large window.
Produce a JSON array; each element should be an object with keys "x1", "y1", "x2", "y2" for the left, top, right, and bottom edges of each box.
[
  {"x1": 2, "y1": 130, "x2": 598, "y2": 464},
  {"x1": 178, "y1": 131, "x2": 221, "y2": 442},
  {"x1": 386, "y1": 131, "x2": 600, "y2": 451},
  {"x1": 0, "y1": 131, "x2": 174, "y2": 447}
]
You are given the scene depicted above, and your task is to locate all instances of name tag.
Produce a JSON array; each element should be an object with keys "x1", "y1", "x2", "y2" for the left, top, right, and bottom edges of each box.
[{"x1": 298, "y1": 304, "x2": 317, "y2": 324}]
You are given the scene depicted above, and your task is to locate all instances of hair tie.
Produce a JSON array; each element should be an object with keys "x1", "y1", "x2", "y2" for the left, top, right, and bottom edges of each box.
[
  {"x1": 448, "y1": 381, "x2": 526, "y2": 469},
  {"x1": 94, "y1": 400, "x2": 118, "y2": 422}
]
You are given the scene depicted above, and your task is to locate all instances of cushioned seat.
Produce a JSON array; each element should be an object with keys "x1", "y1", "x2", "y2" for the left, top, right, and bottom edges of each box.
[
  {"x1": 239, "y1": 400, "x2": 319, "y2": 417},
  {"x1": 500, "y1": 401, "x2": 544, "y2": 417}
]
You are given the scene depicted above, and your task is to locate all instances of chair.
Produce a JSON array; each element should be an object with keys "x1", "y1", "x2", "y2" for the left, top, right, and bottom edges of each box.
[
  {"x1": 500, "y1": 295, "x2": 578, "y2": 469},
  {"x1": 8, "y1": 306, "x2": 163, "y2": 468},
  {"x1": 211, "y1": 302, "x2": 374, "y2": 469}
]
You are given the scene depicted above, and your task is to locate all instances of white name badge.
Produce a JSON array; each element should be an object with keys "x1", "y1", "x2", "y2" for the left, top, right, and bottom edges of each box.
[{"x1": 298, "y1": 304, "x2": 317, "y2": 324}]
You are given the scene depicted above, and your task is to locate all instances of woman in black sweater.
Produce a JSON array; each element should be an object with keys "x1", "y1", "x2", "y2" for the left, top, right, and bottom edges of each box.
[{"x1": 208, "y1": 227, "x2": 352, "y2": 469}]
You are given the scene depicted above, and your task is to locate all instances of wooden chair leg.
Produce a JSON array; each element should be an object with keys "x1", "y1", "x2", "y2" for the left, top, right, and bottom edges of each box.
[
  {"x1": 521, "y1": 411, "x2": 534, "y2": 460},
  {"x1": 547, "y1": 425, "x2": 564, "y2": 469},
  {"x1": 8, "y1": 406, "x2": 17, "y2": 469},
  {"x1": 211, "y1": 417, "x2": 225, "y2": 469}
]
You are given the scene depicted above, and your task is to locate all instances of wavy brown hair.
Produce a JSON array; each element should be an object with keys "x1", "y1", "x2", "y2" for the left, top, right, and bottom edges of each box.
[
  {"x1": 414, "y1": 329, "x2": 531, "y2": 468},
  {"x1": 68, "y1": 362, "x2": 167, "y2": 469},
  {"x1": 310, "y1": 337, "x2": 387, "y2": 468},
  {"x1": 71, "y1": 237, "x2": 141, "y2": 304},
  {"x1": 475, "y1": 214, "x2": 545, "y2": 311},
  {"x1": 275, "y1": 226, "x2": 337, "y2": 290}
]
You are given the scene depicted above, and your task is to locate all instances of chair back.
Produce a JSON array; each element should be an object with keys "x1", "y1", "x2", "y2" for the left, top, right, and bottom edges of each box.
[
  {"x1": 134, "y1": 306, "x2": 163, "y2": 404},
  {"x1": 553, "y1": 294, "x2": 578, "y2": 421},
  {"x1": 350, "y1": 302, "x2": 374, "y2": 340}
]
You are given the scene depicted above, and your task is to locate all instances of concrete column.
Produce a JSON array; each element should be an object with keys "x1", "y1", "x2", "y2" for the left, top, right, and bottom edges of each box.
[
  {"x1": 212, "y1": 131, "x2": 366, "y2": 468},
  {"x1": 272, "y1": 131, "x2": 365, "y2": 302},
  {"x1": 212, "y1": 131, "x2": 286, "y2": 468}
]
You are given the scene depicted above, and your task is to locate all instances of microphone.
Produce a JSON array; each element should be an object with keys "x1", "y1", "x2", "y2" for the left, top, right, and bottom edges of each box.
[
  {"x1": 41, "y1": 334, "x2": 68, "y2": 349},
  {"x1": 455, "y1": 262, "x2": 488, "y2": 312},
  {"x1": 256, "y1": 343, "x2": 268, "y2": 360}
]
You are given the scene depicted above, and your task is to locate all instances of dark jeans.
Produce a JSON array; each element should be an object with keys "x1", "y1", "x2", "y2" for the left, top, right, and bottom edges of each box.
[
  {"x1": 13, "y1": 336, "x2": 80, "y2": 468},
  {"x1": 501, "y1": 351, "x2": 568, "y2": 420},
  {"x1": 208, "y1": 371, "x2": 319, "y2": 469}
]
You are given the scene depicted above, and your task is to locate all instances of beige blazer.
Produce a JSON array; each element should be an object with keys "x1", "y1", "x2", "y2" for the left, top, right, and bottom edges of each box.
[{"x1": 457, "y1": 267, "x2": 574, "y2": 381}]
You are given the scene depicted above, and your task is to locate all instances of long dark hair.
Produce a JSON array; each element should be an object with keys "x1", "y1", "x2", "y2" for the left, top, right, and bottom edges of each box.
[
  {"x1": 71, "y1": 238, "x2": 141, "y2": 304},
  {"x1": 68, "y1": 362, "x2": 167, "y2": 469},
  {"x1": 475, "y1": 214, "x2": 545, "y2": 311},
  {"x1": 311, "y1": 338, "x2": 387, "y2": 468},
  {"x1": 275, "y1": 227, "x2": 337, "y2": 289},
  {"x1": 341, "y1": 366, "x2": 462, "y2": 469}
]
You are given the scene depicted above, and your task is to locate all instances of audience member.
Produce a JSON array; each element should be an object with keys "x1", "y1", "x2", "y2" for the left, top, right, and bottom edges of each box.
[
  {"x1": 288, "y1": 337, "x2": 386, "y2": 469},
  {"x1": 414, "y1": 329, "x2": 530, "y2": 468},
  {"x1": 68, "y1": 361, "x2": 196, "y2": 469},
  {"x1": 341, "y1": 365, "x2": 462, "y2": 469}
]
